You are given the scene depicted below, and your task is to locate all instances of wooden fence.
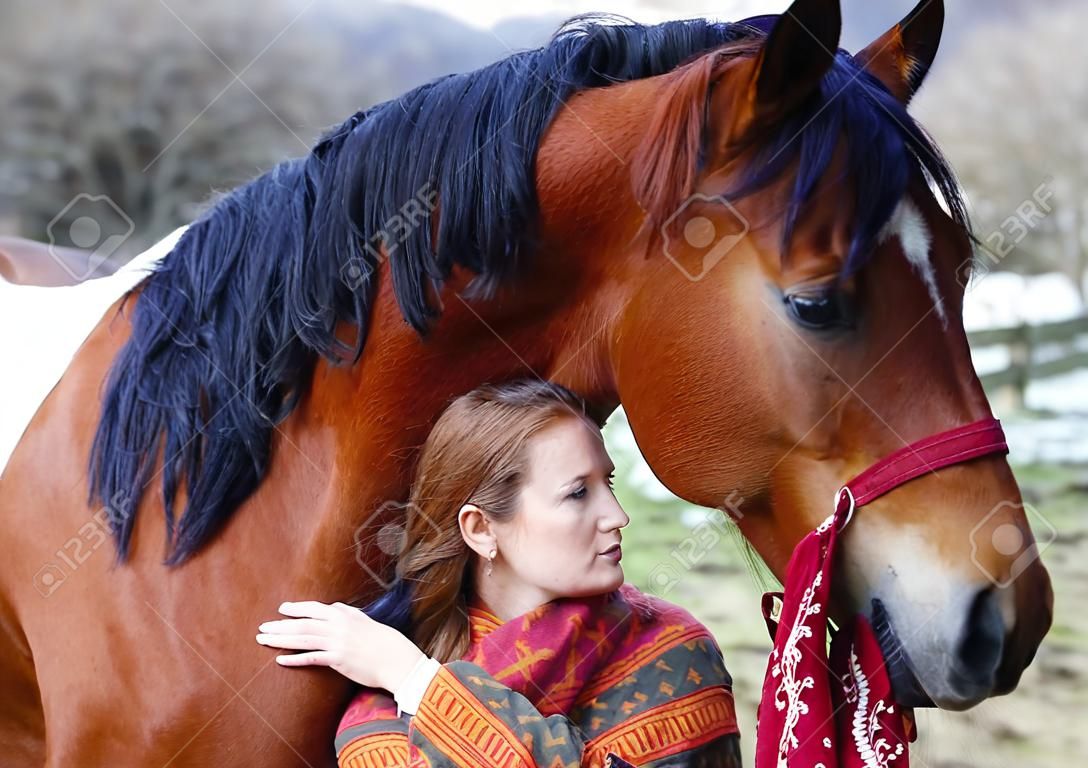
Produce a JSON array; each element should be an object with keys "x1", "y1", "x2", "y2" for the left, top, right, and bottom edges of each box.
[{"x1": 968, "y1": 314, "x2": 1088, "y2": 408}]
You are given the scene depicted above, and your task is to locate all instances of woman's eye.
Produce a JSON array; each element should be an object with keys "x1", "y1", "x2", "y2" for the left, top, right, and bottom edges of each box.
[
  {"x1": 570, "y1": 475, "x2": 616, "y2": 500},
  {"x1": 783, "y1": 290, "x2": 854, "y2": 330}
]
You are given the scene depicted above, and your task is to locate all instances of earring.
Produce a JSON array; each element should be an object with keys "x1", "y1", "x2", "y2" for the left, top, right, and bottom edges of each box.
[{"x1": 486, "y1": 547, "x2": 497, "y2": 577}]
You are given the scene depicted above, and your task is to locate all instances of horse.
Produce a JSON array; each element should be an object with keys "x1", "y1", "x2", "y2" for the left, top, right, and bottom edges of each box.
[{"x1": 0, "y1": 0, "x2": 1053, "y2": 765}]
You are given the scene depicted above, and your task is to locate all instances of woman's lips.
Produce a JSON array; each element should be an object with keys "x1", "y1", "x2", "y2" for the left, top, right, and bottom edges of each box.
[{"x1": 599, "y1": 544, "x2": 622, "y2": 561}]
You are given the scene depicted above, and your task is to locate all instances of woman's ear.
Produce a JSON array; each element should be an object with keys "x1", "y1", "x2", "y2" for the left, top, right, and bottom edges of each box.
[{"x1": 457, "y1": 503, "x2": 495, "y2": 558}]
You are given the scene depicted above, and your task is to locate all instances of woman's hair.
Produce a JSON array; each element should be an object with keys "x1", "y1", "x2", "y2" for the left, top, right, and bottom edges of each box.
[{"x1": 363, "y1": 378, "x2": 608, "y2": 662}]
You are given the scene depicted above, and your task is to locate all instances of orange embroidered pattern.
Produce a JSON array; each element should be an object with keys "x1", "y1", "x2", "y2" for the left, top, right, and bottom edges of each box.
[
  {"x1": 413, "y1": 666, "x2": 539, "y2": 768},
  {"x1": 338, "y1": 731, "x2": 411, "y2": 768},
  {"x1": 586, "y1": 686, "x2": 737, "y2": 765}
]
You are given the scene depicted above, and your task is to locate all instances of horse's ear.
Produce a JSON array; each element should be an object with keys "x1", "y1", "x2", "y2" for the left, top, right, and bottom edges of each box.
[
  {"x1": 854, "y1": 0, "x2": 944, "y2": 105},
  {"x1": 750, "y1": 0, "x2": 842, "y2": 121}
]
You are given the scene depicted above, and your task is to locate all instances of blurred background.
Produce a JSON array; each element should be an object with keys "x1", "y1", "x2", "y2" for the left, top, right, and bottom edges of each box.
[{"x1": 1, "y1": 1, "x2": 1084, "y2": 765}]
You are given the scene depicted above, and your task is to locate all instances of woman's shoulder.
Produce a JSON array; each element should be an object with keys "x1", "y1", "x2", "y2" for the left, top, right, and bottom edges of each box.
[
  {"x1": 613, "y1": 582, "x2": 717, "y2": 637},
  {"x1": 570, "y1": 584, "x2": 739, "y2": 752},
  {"x1": 608, "y1": 583, "x2": 730, "y2": 676}
]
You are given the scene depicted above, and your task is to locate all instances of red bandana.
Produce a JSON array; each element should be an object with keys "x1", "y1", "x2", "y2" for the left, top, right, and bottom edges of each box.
[{"x1": 754, "y1": 418, "x2": 1010, "y2": 767}]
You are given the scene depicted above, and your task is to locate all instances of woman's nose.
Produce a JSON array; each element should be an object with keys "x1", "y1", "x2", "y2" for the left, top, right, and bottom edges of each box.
[{"x1": 602, "y1": 496, "x2": 630, "y2": 529}]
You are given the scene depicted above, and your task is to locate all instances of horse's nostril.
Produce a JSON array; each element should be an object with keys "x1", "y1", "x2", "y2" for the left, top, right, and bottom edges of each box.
[{"x1": 955, "y1": 587, "x2": 1005, "y2": 690}]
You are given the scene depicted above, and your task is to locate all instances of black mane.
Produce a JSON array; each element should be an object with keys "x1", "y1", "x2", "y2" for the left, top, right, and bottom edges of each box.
[
  {"x1": 89, "y1": 16, "x2": 757, "y2": 564},
  {"x1": 89, "y1": 13, "x2": 969, "y2": 567}
]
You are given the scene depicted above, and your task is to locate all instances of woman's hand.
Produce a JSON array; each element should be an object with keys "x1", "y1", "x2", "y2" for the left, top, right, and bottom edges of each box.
[{"x1": 255, "y1": 600, "x2": 427, "y2": 693}]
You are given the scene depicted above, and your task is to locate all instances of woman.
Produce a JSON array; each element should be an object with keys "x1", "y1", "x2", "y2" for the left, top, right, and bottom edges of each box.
[{"x1": 256, "y1": 379, "x2": 741, "y2": 767}]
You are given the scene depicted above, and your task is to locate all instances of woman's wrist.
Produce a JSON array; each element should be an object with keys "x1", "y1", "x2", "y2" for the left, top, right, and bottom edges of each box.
[
  {"x1": 382, "y1": 641, "x2": 429, "y2": 694},
  {"x1": 392, "y1": 654, "x2": 441, "y2": 716}
]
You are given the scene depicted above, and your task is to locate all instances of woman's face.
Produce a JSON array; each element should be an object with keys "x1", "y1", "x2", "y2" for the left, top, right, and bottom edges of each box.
[{"x1": 486, "y1": 415, "x2": 629, "y2": 610}]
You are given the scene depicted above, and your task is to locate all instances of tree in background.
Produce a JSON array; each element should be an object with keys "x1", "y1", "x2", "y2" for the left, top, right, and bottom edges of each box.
[
  {"x1": 9, "y1": 0, "x2": 1079, "y2": 291},
  {"x1": 915, "y1": 1, "x2": 1088, "y2": 299},
  {"x1": 0, "y1": 0, "x2": 355, "y2": 260}
]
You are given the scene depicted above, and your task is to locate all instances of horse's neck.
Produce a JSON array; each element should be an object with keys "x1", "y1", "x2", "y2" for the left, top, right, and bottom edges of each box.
[{"x1": 293, "y1": 260, "x2": 622, "y2": 597}]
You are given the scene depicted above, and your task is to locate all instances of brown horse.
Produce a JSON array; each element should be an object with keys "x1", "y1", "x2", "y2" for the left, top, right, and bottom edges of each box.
[{"x1": 0, "y1": 0, "x2": 1053, "y2": 765}]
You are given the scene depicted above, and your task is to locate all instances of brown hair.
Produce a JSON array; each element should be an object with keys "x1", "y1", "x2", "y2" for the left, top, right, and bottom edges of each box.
[{"x1": 395, "y1": 378, "x2": 606, "y2": 662}]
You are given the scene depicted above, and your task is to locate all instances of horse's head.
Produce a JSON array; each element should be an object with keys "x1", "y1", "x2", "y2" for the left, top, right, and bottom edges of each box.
[{"x1": 537, "y1": 0, "x2": 1053, "y2": 710}]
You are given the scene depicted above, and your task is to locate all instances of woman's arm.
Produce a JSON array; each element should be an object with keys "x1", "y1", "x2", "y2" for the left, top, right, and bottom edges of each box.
[
  {"x1": 336, "y1": 716, "x2": 411, "y2": 768},
  {"x1": 331, "y1": 659, "x2": 593, "y2": 768},
  {"x1": 405, "y1": 660, "x2": 591, "y2": 766},
  {"x1": 636, "y1": 733, "x2": 743, "y2": 768},
  {"x1": 256, "y1": 601, "x2": 582, "y2": 766},
  {"x1": 404, "y1": 658, "x2": 741, "y2": 768},
  {"x1": 255, "y1": 599, "x2": 611, "y2": 765},
  {"x1": 258, "y1": 602, "x2": 741, "y2": 767}
]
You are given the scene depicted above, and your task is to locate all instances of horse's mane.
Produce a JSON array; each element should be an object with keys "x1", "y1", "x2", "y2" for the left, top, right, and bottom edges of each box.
[{"x1": 89, "y1": 14, "x2": 968, "y2": 565}]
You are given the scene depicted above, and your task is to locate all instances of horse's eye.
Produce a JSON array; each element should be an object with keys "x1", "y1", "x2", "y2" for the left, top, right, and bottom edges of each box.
[{"x1": 783, "y1": 290, "x2": 854, "y2": 330}]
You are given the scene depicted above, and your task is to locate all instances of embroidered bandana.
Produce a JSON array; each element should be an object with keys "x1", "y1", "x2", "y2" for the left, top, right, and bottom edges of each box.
[{"x1": 754, "y1": 417, "x2": 1010, "y2": 767}]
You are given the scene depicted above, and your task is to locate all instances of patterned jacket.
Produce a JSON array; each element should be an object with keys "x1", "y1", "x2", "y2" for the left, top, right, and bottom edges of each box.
[{"x1": 335, "y1": 583, "x2": 741, "y2": 767}]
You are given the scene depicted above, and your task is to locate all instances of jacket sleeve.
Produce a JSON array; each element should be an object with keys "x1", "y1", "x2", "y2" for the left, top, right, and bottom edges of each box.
[
  {"x1": 335, "y1": 663, "x2": 589, "y2": 768},
  {"x1": 406, "y1": 657, "x2": 741, "y2": 768},
  {"x1": 407, "y1": 660, "x2": 590, "y2": 767},
  {"x1": 335, "y1": 713, "x2": 411, "y2": 768},
  {"x1": 339, "y1": 634, "x2": 741, "y2": 768},
  {"x1": 637, "y1": 732, "x2": 743, "y2": 768},
  {"x1": 336, "y1": 713, "x2": 741, "y2": 768}
]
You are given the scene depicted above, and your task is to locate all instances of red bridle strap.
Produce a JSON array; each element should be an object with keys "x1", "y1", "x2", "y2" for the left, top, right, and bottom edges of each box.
[
  {"x1": 840, "y1": 416, "x2": 1009, "y2": 512},
  {"x1": 754, "y1": 417, "x2": 1012, "y2": 768}
]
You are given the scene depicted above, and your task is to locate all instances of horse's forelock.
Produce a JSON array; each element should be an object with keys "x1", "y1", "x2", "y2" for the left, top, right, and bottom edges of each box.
[{"x1": 630, "y1": 40, "x2": 970, "y2": 279}]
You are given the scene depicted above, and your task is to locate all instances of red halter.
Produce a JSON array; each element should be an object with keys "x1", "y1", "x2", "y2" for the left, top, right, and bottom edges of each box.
[{"x1": 754, "y1": 417, "x2": 1009, "y2": 768}]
